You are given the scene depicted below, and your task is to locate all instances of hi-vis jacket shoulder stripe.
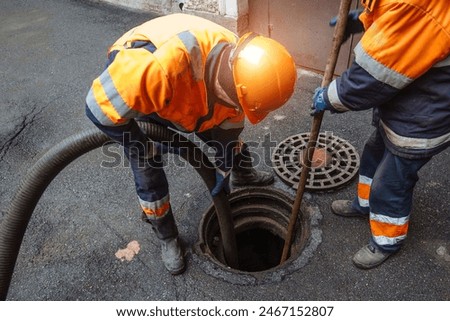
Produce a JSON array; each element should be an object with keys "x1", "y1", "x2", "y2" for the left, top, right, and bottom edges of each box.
[
  {"x1": 325, "y1": 0, "x2": 450, "y2": 157},
  {"x1": 86, "y1": 14, "x2": 244, "y2": 133}
]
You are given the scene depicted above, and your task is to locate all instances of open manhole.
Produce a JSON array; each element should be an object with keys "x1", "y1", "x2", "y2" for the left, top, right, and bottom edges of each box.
[
  {"x1": 194, "y1": 187, "x2": 321, "y2": 285},
  {"x1": 271, "y1": 132, "x2": 360, "y2": 190}
]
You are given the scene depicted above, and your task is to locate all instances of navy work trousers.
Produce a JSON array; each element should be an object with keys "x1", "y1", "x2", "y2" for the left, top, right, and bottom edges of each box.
[{"x1": 351, "y1": 128, "x2": 431, "y2": 252}]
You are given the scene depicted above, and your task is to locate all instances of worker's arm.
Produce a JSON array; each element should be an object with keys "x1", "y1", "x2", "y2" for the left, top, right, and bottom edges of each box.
[
  {"x1": 86, "y1": 48, "x2": 170, "y2": 126},
  {"x1": 313, "y1": 2, "x2": 450, "y2": 114},
  {"x1": 85, "y1": 106, "x2": 163, "y2": 162},
  {"x1": 311, "y1": 61, "x2": 399, "y2": 114},
  {"x1": 85, "y1": 48, "x2": 172, "y2": 156}
]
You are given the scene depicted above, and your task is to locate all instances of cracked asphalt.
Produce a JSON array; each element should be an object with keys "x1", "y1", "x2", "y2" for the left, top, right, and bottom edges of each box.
[{"x1": 1, "y1": 0, "x2": 449, "y2": 301}]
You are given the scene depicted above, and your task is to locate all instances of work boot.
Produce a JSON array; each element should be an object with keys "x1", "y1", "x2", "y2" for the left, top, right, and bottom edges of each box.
[
  {"x1": 352, "y1": 244, "x2": 392, "y2": 269},
  {"x1": 160, "y1": 237, "x2": 185, "y2": 275},
  {"x1": 232, "y1": 167, "x2": 274, "y2": 186},
  {"x1": 142, "y1": 210, "x2": 185, "y2": 275},
  {"x1": 231, "y1": 143, "x2": 274, "y2": 187},
  {"x1": 331, "y1": 200, "x2": 367, "y2": 218}
]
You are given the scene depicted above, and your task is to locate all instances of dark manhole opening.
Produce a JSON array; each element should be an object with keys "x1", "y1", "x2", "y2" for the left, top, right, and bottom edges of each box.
[
  {"x1": 236, "y1": 228, "x2": 284, "y2": 272},
  {"x1": 196, "y1": 187, "x2": 314, "y2": 282}
]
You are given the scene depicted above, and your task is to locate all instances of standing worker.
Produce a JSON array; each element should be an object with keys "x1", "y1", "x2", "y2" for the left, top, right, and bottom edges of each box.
[
  {"x1": 312, "y1": 0, "x2": 450, "y2": 269},
  {"x1": 85, "y1": 13, "x2": 297, "y2": 274}
]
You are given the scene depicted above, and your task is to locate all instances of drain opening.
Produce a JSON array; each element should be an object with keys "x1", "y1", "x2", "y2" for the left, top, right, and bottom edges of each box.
[
  {"x1": 197, "y1": 187, "x2": 311, "y2": 278},
  {"x1": 236, "y1": 228, "x2": 284, "y2": 272},
  {"x1": 205, "y1": 213, "x2": 295, "y2": 273}
]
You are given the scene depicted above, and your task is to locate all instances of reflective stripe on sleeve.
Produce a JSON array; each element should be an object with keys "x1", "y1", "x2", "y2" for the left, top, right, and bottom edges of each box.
[
  {"x1": 433, "y1": 55, "x2": 450, "y2": 68},
  {"x1": 327, "y1": 79, "x2": 350, "y2": 112},
  {"x1": 99, "y1": 69, "x2": 143, "y2": 120},
  {"x1": 86, "y1": 87, "x2": 117, "y2": 126},
  {"x1": 86, "y1": 66, "x2": 143, "y2": 126},
  {"x1": 355, "y1": 42, "x2": 413, "y2": 90},
  {"x1": 381, "y1": 120, "x2": 450, "y2": 150}
]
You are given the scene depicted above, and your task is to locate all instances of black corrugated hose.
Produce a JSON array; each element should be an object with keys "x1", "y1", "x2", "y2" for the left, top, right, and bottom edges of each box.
[{"x1": 0, "y1": 123, "x2": 237, "y2": 300}]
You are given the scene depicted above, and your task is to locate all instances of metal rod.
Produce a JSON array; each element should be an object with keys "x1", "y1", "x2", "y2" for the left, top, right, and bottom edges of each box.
[
  {"x1": 213, "y1": 193, "x2": 239, "y2": 269},
  {"x1": 280, "y1": 0, "x2": 353, "y2": 263}
]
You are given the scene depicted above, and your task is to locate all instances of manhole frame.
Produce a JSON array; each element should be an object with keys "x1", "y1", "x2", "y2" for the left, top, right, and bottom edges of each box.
[{"x1": 193, "y1": 187, "x2": 322, "y2": 285}]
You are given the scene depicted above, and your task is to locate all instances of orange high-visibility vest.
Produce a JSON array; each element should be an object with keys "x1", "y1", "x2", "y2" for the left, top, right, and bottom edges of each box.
[
  {"x1": 358, "y1": 0, "x2": 450, "y2": 87},
  {"x1": 86, "y1": 14, "x2": 244, "y2": 133},
  {"x1": 327, "y1": 0, "x2": 450, "y2": 157}
]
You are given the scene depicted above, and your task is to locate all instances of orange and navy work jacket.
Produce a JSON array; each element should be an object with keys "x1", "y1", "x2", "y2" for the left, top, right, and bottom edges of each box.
[
  {"x1": 325, "y1": 0, "x2": 450, "y2": 158},
  {"x1": 86, "y1": 13, "x2": 245, "y2": 133}
]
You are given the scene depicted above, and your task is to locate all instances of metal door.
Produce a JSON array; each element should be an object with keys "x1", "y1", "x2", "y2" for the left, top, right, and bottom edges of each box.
[{"x1": 248, "y1": 0, "x2": 361, "y2": 75}]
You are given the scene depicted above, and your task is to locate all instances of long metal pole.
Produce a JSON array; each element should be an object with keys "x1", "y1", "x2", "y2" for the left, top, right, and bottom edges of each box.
[
  {"x1": 280, "y1": 0, "x2": 354, "y2": 263},
  {"x1": 213, "y1": 193, "x2": 239, "y2": 269}
]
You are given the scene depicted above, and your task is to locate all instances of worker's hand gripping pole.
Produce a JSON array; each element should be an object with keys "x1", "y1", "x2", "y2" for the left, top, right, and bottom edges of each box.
[{"x1": 280, "y1": 0, "x2": 354, "y2": 263}]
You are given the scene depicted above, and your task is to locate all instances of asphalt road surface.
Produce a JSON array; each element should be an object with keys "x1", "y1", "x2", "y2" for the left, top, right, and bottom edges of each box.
[{"x1": 0, "y1": 0, "x2": 449, "y2": 301}]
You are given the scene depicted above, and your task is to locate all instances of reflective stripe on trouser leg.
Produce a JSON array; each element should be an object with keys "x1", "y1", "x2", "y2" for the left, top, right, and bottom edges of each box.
[
  {"x1": 127, "y1": 151, "x2": 179, "y2": 240},
  {"x1": 368, "y1": 148, "x2": 431, "y2": 252},
  {"x1": 86, "y1": 105, "x2": 176, "y2": 238},
  {"x1": 139, "y1": 194, "x2": 171, "y2": 219},
  {"x1": 357, "y1": 175, "x2": 372, "y2": 209},
  {"x1": 126, "y1": 151, "x2": 170, "y2": 219},
  {"x1": 351, "y1": 129, "x2": 386, "y2": 214}
]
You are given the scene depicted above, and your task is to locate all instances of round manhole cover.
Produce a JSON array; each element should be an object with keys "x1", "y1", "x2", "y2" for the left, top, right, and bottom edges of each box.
[{"x1": 271, "y1": 132, "x2": 360, "y2": 190}]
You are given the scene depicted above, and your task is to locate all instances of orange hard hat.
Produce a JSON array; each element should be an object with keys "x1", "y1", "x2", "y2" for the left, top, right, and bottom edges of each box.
[{"x1": 231, "y1": 33, "x2": 297, "y2": 124}]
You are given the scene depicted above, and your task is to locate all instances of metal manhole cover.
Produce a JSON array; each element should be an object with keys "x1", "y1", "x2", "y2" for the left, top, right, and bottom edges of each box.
[{"x1": 271, "y1": 132, "x2": 360, "y2": 190}]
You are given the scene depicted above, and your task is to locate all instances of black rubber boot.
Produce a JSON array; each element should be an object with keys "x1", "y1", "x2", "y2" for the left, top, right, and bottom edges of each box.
[
  {"x1": 231, "y1": 144, "x2": 274, "y2": 187},
  {"x1": 142, "y1": 210, "x2": 185, "y2": 275}
]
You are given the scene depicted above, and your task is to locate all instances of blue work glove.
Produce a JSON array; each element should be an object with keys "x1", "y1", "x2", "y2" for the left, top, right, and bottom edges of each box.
[
  {"x1": 211, "y1": 169, "x2": 231, "y2": 197},
  {"x1": 311, "y1": 87, "x2": 333, "y2": 115},
  {"x1": 330, "y1": 9, "x2": 364, "y2": 43}
]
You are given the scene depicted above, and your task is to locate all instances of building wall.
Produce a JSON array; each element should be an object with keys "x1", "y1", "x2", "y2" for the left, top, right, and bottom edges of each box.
[
  {"x1": 94, "y1": 0, "x2": 360, "y2": 74},
  {"x1": 248, "y1": 0, "x2": 361, "y2": 74},
  {"x1": 95, "y1": 0, "x2": 247, "y2": 34},
  {"x1": 96, "y1": 0, "x2": 171, "y2": 13}
]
